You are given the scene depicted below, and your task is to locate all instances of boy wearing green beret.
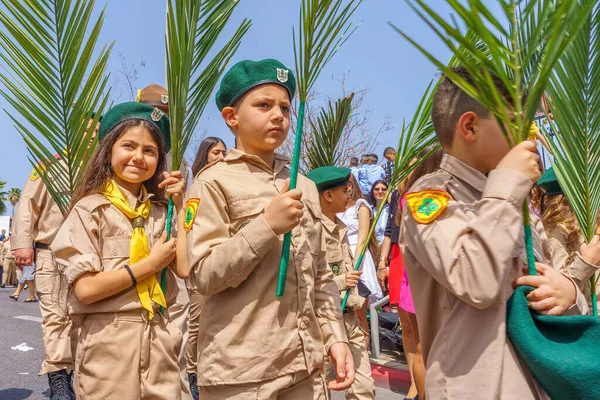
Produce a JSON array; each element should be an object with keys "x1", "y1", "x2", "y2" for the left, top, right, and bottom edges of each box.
[
  {"x1": 400, "y1": 67, "x2": 592, "y2": 399},
  {"x1": 308, "y1": 166, "x2": 376, "y2": 400},
  {"x1": 185, "y1": 59, "x2": 354, "y2": 398}
]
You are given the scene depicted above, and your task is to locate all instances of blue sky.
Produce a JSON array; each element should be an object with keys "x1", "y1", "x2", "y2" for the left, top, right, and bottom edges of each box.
[{"x1": 0, "y1": 0, "x2": 503, "y2": 215}]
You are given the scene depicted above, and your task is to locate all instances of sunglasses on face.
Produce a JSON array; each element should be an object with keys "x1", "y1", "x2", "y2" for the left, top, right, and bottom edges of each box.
[{"x1": 374, "y1": 187, "x2": 387, "y2": 192}]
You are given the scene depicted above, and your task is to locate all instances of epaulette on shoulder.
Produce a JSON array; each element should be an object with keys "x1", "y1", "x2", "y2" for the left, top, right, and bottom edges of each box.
[{"x1": 75, "y1": 193, "x2": 111, "y2": 213}]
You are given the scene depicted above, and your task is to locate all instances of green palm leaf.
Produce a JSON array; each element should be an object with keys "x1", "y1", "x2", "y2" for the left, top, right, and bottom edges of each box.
[
  {"x1": 392, "y1": 0, "x2": 593, "y2": 145},
  {"x1": 544, "y1": 3, "x2": 600, "y2": 315},
  {"x1": 341, "y1": 81, "x2": 439, "y2": 309},
  {"x1": 304, "y1": 93, "x2": 355, "y2": 172},
  {"x1": 278, "y1": 0, "x2": 362, "y2": 297},
  {"x1": 166, "y1": 0, "x2": 251, "y2": 172},
  {"x1": 0, "y1": 0, "x2": 113, "y2": 215},
  {"x1": 162, "y1": 0, "x2": 250, "y2": 313},
  {"x1": 0, "y1": 179, "x2": 7, "y2": 215}
]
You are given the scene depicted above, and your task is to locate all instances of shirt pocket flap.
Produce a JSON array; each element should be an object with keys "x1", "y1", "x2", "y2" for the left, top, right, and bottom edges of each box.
[
  {"x1": 304, "y1": 199, "x2": 322, "y2": 219},
  {"x1": 102, "y1": 236, "x2": 132, "y2": 259},
  {"x1": 228, "y1": 196, "x2": 265, "y2": 220}
]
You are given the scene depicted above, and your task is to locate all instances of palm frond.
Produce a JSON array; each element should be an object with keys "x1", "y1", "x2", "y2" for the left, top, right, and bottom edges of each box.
[
  {"x1": 543, "y1": 3, "x2": 600, "y2": 315},
  {"x1": 341, "y1": 81, "x2": 439, "y2": 309},
  {"x1": 293, "y1": 0, "x2": 362, "y2": 102},
  {"x1": 304, "y1": 93, "x2": 354, "y2": 172},
  {"x1": 279, "y1": 0, "x2": 363, "y2": 297},
  {"x1": 166, "y1": 0, "x2": 251, "y2": 171},
  {"x1": 391, "y1": 0, "x2": 594, "y2": 145},
  {"x1": 0, "y1": 0, "x2": 113, "y2": 215}
]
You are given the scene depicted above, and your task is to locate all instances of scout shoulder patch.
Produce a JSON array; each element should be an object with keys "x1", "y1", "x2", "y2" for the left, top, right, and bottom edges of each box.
[
  {"x1": 405, "y1": 189, "x2": 451, "y2": 224},
  {"x1": 29, "y1": 168, "x2": 41, "y2": 181},
  {"x1": 184, "y1": 198, "x2": 200, "y2": 232},
  {"x1": 330, "y1": 263, "x2": 341, "y2": 275}
]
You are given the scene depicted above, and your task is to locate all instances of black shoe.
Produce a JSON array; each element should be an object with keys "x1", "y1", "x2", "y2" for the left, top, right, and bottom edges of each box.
[
  {"x1": 0, "y1": 284, "x2": 5, "y2": 288},
  {"x1": 48, "y1": 370, "x2": 74, "y2": 400},
  {"x1": 188, "y1": 373, "x2": 199, "y2": 400}
]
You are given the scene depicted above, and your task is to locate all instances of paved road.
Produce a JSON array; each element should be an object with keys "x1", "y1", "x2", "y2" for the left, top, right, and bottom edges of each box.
[{"x1": 0, "y1": 287, "x2": 406, "y2": 399}]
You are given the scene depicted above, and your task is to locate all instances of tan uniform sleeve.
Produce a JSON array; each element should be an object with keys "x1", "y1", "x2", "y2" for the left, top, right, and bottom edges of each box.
[
  {"x1": 51, "y1": 205, "x2": 102, "y2": 284},
  {"x1": 404, "y1": 168, "x2": 532, "y2": 309},
  {"x1": 186, "y1": 179, "x2": 280, "y2": 296},
  {"x1": 333, "y1": 274, "x2": 347, "y2": 291},
  {"x1": 314, "y1": 225, "x2": 348, "y2": 351},
  {"x1": 11, "y1": 175, "x2": 45, "y2": 249}
]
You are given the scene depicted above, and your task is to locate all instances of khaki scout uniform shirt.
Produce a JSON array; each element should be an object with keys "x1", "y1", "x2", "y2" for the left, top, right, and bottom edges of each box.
[
  {"x1": 548, "y1": 228, "x2": 599, "y2": 312},
  {"x1": 51, "y1": 185, "x2": 180, "y2": 315},
  {"x1": 401, "y1": 154, "x2": 587, "y2": 400},
  {"x1": 11, "y1": 164, "x2": 64, "y2": 249},
  {"x1": 186, "y1": 149, "x2": 347, "y2": 386},
  {"x1": 321, "y1": 216, "x2": 364, "y2": 310}
]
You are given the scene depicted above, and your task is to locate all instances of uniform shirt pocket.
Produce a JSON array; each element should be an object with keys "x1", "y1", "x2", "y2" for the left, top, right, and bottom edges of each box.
[
  {"x1": 101, "y1": 236, "x2": 132, "y2": 272},
  {"x1": 303, "y1": 200, "x2": 322, "y2": 256},
  {"x1": 227, "y1": 195, "x2": 266, "y2": 234}
]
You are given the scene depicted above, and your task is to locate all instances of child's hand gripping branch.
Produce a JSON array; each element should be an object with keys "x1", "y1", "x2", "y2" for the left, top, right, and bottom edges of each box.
[
  {"x1": 158, "y1": 170, "x2": 189, "y2": 279},
  {"x1": 345, "y1": 270, "x2": 362, "y2": 289},
  {"x1": 496, "y1": 140, "x2": 543, "y2": 183},
  {"x1": 263, "y1": 178, "x2": 305, "y2": 235}
]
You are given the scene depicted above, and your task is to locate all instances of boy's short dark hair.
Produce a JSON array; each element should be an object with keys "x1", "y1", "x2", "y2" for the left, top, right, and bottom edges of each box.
[
  {"x1": 369, "y1": 154, "x2": 378, "y2": 163},
  {"x1": 350, "y1": 157, "x2": 359, "y2": 166},
  {"x1": 432, "y1": 66, "x2": 514, "y2": 148},
  {"x1": 383, "y1": 147, "x2": 395, "y2": 156}
]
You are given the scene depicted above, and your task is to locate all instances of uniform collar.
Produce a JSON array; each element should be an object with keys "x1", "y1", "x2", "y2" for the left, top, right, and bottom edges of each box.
[
  {"x1": 225, "y1": 148, "x2": 289, "y2": 175},
  {"x1": 440, "y1": 153, "x2": 487, "y2": 193},
  {"x1": 322, "y1": 215, "x2": 349, "y2": 242},
  {"x1": 114, "y1": 182, "x2": 154, "y2": 209}
]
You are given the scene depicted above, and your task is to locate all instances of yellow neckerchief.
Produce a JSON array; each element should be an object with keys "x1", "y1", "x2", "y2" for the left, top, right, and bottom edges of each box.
[{"x1": 102, "y1": 180, "x2": 166, "y2": 319}]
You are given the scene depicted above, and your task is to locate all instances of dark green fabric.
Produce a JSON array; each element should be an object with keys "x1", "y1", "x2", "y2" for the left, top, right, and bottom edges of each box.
[
  {"x1": 216, "y1": 59, "x2": 296, "y2": 111},
  {"x1": 507, "y1": 285, "x2": 600, "y2": 400},
  {"x1": 307, "y1": 166, "x2": 351, "y2": 192},
  {"x1": 537, "y1": 167, "x2": 563, "y2": 195},
  {"x1": 98, "y1": 102, "x2": 171, "y2": 153}
]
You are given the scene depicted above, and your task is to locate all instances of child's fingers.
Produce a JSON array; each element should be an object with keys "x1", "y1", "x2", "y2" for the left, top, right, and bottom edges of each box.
[
  {"x1": 157, "y1": 231, "x2": 168, "y2": 244},
  {"x1": 539, "y1": 306, "x2": 564, "y2": 316},
  {"x1": 526, "y1": 286, "x2": 552, "y2": 302},
  {"x1": 280, "y1": 178, "x2": 290, "y2": 193},
  {"x1": 528, "y1": 298, "x2": 556, "y2": 312},
  {"x1": 590, "y1": 235, "x2": 600, "y2": 246},
  {"x1": 513, "y1": 274, "x2": 545, "y2": 289}
]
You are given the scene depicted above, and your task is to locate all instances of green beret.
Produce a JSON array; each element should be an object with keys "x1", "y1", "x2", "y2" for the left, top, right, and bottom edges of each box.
[
  {"x1": 216, "y1": 59, "x2": 296, "y2": 111},
  {"x1": 307, "y1": 166, "x2": 352, "y2": 192},
  {"x1": 537, "y1": 167, "x2": 563, "y2": 195},
  {"x1": 90, "y1": 111, "x2": 103, "y2": 122},
  {"x1": 98, "y1": 102, "x2": 171, "y2": 153}
]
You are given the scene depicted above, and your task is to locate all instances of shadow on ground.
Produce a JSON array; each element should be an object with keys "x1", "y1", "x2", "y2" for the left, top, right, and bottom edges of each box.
[{"x1": 0, "y1": 388, "x2": 34, "y2": 400}]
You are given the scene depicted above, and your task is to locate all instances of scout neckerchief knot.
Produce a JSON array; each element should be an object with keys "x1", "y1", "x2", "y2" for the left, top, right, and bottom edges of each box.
[{"x1": 102, "y1": 180, "x2": 167, "y2": 319}]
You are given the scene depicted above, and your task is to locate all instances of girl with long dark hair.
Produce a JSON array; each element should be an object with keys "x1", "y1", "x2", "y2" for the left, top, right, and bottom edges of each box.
[{"x1": 51, "y1": 103, "x2": 188, "y2": 399}]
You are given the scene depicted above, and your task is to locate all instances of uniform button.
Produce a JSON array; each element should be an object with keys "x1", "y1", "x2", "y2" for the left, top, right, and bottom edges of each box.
[
  {"x1": 299, "y1": 279, "x2": 306, "y2": 288},
  {"x1": 113, "y1": 250, "x2": 118, "y2": 256},
  {"x1": 300, "y1": 321, "x2": 307, "y2": 330}
]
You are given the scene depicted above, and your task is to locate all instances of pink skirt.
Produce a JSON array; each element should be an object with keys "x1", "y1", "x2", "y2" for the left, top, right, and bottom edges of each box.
[{"x1": 399, "y1": 269, "x2": 415, "y2": 314}]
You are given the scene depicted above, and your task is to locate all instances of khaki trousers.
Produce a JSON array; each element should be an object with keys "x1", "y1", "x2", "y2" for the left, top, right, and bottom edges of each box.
[
  {"x1": 35, "y1": 249, "x2": 75, "y2": 375},
  {"x1": 200, "y1": 369, "x2": 329, "y2": 400},
  {"x1": 168, "y1": 276, "x2": 192, "y2": 399},
  {"x1": 185, "y1": 290, "x2": 203, "y2": 373},
  {"x1": 325, "y1": 312, "x2": 376, "y2": 400},
  {"x1": 74, "y1": 310, "x2": 183, "y2": 400}
]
